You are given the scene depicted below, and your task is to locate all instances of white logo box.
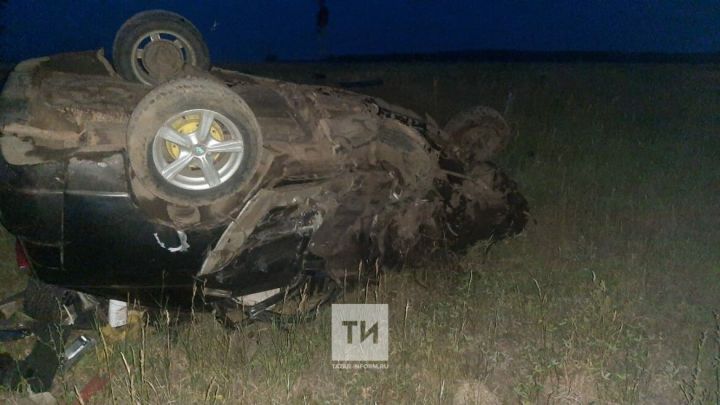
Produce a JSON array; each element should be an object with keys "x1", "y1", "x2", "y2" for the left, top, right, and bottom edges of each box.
[{"x1": 331, "y1": 304, "x2": 389, "y2": 362}]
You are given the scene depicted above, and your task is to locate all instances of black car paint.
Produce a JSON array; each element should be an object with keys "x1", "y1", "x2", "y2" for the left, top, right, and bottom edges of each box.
[{"x1": 0, "y1": 151, "x2": 300, "y2": 307}]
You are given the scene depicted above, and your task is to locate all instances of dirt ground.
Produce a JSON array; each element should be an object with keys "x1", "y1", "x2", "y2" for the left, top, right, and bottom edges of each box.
[{"x1": 1, "y1": 60, "x2": 719, "y2": 403}]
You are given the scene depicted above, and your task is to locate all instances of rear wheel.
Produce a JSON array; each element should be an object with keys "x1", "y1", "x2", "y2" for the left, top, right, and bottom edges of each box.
[
  {"x1": 113, "y1": 10, "x2": 210, "y2": 85},
  {"x1": 127, "y1": 77, "x2": 262, "y2": 206},
  {"x1": 443, "y1": 106, "x2": 512, "y2": 165}
]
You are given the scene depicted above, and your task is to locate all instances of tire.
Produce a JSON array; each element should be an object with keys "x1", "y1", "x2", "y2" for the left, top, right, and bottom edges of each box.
[
  {"x1": 127, "y1": 77, "x2": 262, "y2": 206},
  {"x1": 23, "y1": 278, "x2": 70, "y2": 323},
  {"x1": 443, "y1": 106, "x2": 512, "y2": 164},
  {"x1": 113, "y1": 10, "x2": 210, "y2": 85}
]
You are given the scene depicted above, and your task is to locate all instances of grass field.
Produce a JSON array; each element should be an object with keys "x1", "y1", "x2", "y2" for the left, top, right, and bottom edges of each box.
[{"x1": 1, "y1": 61, "x2": 719, "y2": 403}]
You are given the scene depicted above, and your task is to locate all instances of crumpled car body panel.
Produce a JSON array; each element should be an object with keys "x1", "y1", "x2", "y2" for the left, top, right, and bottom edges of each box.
[{"x1": 0, "y1": 51, "x2": 528, "y2": 307}]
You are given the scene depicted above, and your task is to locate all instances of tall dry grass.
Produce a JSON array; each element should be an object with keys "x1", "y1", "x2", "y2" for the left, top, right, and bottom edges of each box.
[{"x1": 1, "y1": 61, "x2": 719, "y2": 403}]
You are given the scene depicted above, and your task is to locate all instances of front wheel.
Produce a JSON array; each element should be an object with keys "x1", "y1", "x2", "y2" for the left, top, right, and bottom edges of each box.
[{"x1": 443, "y1": 106, "x2": 512, "y2": 165}]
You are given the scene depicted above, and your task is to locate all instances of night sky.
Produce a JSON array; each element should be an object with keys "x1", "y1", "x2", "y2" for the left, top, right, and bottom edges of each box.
[{"x1": 1, "y1": 0, "x2": 718, "y2": 63}]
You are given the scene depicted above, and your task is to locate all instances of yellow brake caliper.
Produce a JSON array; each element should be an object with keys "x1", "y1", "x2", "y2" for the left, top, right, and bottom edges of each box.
[{"x1": 165, "y1": 113, "x2": 225, "y2": 164}]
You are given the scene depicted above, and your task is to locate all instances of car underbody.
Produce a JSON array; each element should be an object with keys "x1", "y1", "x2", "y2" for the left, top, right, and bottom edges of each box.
[{"x1": 0, "y1": 49, "x2": 527, "y2": 311}]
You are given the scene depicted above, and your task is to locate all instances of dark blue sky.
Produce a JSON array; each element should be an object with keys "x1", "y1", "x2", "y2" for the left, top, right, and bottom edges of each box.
[{"x1": 1, "y1": 1, "x2": 718, "y2": 63}]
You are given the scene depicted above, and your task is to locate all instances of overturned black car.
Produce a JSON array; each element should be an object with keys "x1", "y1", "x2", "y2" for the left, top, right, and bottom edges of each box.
[{"x1": 0, "y1": 10, "x2": 527, "y2": 323}]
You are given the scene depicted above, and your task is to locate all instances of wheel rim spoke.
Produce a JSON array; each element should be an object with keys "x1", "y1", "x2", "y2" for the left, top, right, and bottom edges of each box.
[
  {"x1": 152, "y1": 109, "x2": 244, "y2": 191},
  {"x1": 161, "y1": 152, "x2": 193, "y2": 180},
  {"x1": 199, "y1": 155, "x2": 221, "y2": 187},
  {"x1": 196, "y1": 111, "x2": 215, "y2": 143},
  {"x1": 150, "y1": 33, "x2": 161, "y2": 42},
  {"x1": 157, "y1": 126, "x2": 192, "y2": 148},
  {"x1": 207, "y1": 140, "x2": 244, "y2": 154}
]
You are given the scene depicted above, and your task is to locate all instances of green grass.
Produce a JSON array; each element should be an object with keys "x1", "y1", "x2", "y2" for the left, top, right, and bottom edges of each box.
[{"x1": 1, "y1": 61, "x2": 719, "y2": 403}]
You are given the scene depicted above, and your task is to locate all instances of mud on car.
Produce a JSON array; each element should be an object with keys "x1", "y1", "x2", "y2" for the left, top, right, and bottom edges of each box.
[{"x1": 0, "y1": 10, "x2": 528, "y2": 326}]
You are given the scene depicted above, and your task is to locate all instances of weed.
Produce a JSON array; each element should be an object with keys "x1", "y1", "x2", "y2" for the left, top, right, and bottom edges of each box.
[{"x1": 0, "y1": 61, "x2": 718, "y2": 403}]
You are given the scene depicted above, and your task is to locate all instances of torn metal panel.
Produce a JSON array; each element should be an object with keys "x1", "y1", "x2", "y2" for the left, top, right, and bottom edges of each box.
[{"x1": 199, "y1": 184, "x2": 330, "y2": 276}]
